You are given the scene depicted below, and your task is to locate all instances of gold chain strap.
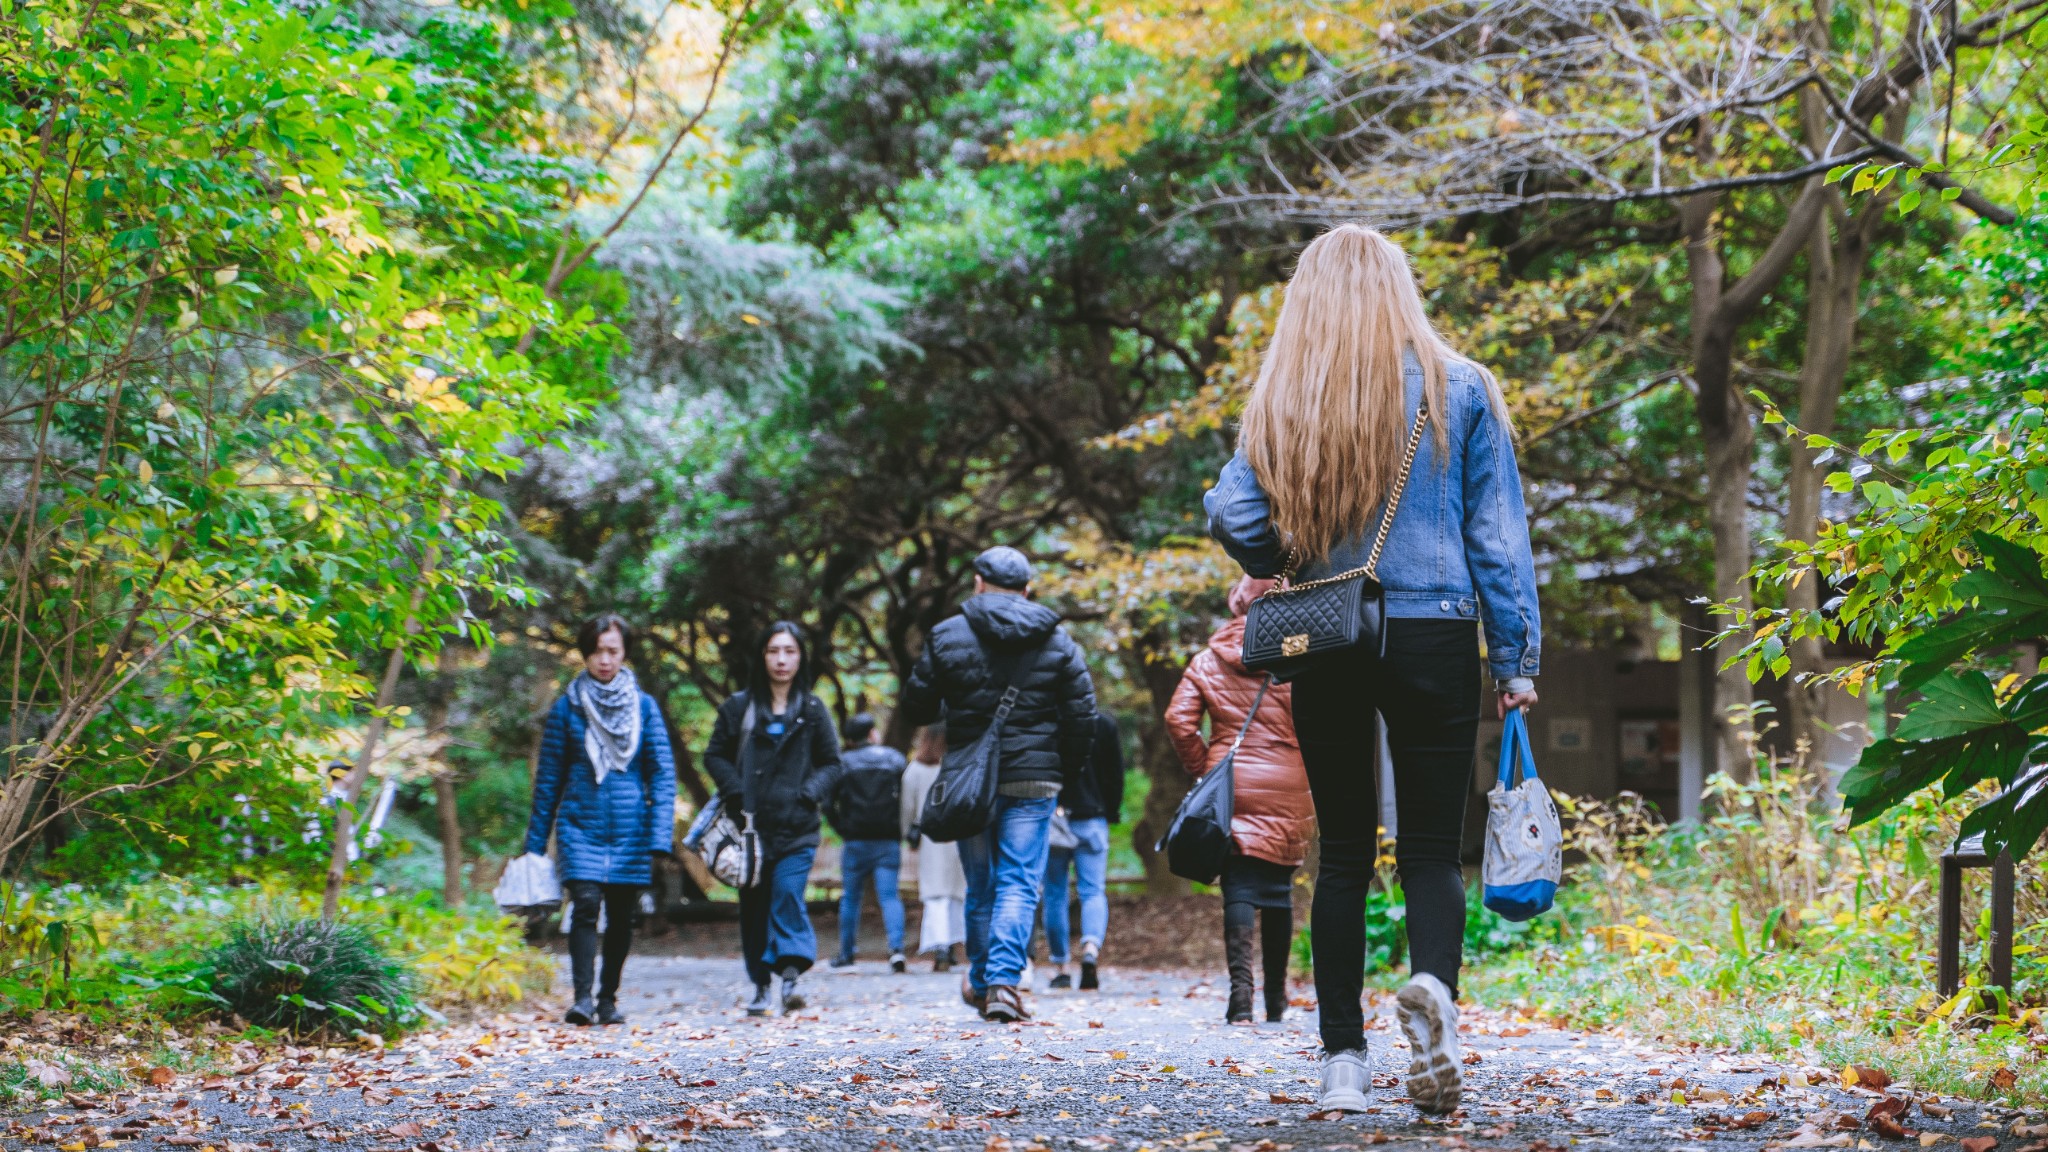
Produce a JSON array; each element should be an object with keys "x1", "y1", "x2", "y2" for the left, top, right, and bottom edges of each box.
[{"x1": 1265, "y1": 405, "x2": 1430, "y2": 596}]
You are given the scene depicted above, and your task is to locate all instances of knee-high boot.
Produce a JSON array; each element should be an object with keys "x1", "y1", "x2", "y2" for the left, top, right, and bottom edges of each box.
[
  {"x1": 1261, "y1": 906, "x2": 1293, "y2": 1022},
  {"x1": 1224, "y1": 902, "x2": 1256, "y2": 1024}
]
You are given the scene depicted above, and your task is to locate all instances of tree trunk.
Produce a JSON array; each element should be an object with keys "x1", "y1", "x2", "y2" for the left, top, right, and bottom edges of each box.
[
  {"x1": 1124, "y1": 626, "x2": 1192, "y2": 897},
  {"x1": 427, "y1": 641, "x2": 464, "y2": 908},
  {"x1": 322, "y1": 639, "x2": 416, "y2": 921},
  {"x1": 323, "y1": 538, "x2": 442, "y2": 921},
  {"x1": 1784, "y1": 70, "x2": 1900, "y2": 775},
  {"x1": 1678, "y1": 159, "x2": 1829, "y2": 783},
  {"x1": 434, "y1": 768, "x2": 464, "y2": 908}
]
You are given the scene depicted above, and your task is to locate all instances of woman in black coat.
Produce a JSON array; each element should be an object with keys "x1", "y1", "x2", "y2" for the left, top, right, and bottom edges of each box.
[{"x1": 702, "y1": 622, "x2": 843, "y2": 1016}]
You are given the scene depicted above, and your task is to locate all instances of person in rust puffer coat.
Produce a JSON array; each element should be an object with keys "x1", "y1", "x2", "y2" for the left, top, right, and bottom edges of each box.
[{"x1": 1165, "y1": 576, "x2": 1316, "y2": 1024}]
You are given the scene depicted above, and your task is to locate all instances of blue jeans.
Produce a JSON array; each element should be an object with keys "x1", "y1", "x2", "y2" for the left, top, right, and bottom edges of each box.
[
  {"x1": 958, "y1": 794, "x2": 1057, "y2": 992},
  {"x1": 739, "y1": 847, "x2": 817, "y2": 987},
  {"x1": 1040, "y1": 816, "x2": 1110, "y2": 963},
  {"x1": 837, "y1": 839, "x2": 905, "y2": 959}
]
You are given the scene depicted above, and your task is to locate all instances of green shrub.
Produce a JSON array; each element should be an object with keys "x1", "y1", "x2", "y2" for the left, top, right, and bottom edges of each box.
[{"x1": 207, "y1": 919, "x2": 418, "y2": 1036}]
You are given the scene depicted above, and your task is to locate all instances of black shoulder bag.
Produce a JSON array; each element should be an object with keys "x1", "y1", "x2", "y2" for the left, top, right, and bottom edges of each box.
[
  {"x1": 919, "y1": 646, "x2": 1033, "y2": 843},
  {"x1": 1242, "y1": 404, "x2": 1429, "y2": 682},
  {"x1": 1157, "y1": 675, "x2": 1273, "y2": 884}
]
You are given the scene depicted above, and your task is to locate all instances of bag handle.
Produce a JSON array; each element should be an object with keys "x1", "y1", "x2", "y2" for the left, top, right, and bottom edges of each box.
[
  {"x1": 1264, "y1": 404, "x2": 1431, "y2": 596},
  {"x1": 1227, "y1": 676, "x2": 1275, "y2": 758},
  {"x1": 738, "y1": 701, "x2": 758, "y2": 818},
  {"x1": 1496, "y1": 708, "x2": 1538, "y2": 788},
  {"x1": 987, "y1": 642, "x2": 1037, "y2": 724}
]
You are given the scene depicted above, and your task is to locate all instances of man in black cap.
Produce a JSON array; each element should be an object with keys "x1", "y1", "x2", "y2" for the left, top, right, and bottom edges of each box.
[{"x1": 901, "y1": 546, "x2": 1097, "y2": 1022}]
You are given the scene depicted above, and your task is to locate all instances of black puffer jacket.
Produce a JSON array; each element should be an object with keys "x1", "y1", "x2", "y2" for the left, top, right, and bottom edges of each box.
[
  {"x1": 827, "y1": 744, "x2": 906, "y2": 841},
  {"x1": 1064, "y1": 713, "x2": 1126, "y2": 822},
  {"x1": 702, "y1": 690, "x2": 843, "y2": 858},
  {"x1": 901, "y1": 593, "x2": 1097, "y2": 788}
]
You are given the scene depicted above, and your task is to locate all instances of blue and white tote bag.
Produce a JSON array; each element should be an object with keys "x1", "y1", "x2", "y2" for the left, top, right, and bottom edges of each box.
[{"x1": 1482, "y1": 709, "x2": 1561, "y2": 921}]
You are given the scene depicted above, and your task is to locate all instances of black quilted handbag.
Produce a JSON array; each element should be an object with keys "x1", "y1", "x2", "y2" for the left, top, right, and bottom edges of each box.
[{"x1": 1243, "y1": 405, "x2": 1428, "y2": 682}]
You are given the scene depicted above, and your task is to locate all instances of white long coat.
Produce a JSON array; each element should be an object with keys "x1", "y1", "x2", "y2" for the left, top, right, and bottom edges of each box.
[{"x1": 900, "y1": 756, "x2": 967, "y2": 901}]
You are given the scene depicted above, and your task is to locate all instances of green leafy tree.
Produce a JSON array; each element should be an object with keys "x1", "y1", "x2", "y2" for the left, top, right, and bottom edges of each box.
[{"x1": 0, "y1": 0, "x2": 599, "y2": 879}]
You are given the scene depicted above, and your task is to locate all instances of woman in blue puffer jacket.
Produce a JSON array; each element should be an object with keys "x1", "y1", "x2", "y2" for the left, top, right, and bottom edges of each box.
[
  {"x1": 1205, "y1": 225, "x2": 1541, "y2": 1118},
  {"x1": 523, "y1": 613, "x2": 677, "y2": 1027}
]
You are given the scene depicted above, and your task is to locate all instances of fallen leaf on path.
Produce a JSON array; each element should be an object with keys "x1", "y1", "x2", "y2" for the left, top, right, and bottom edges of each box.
[
  {"x1": 1960, "y1": 1138, "x2": 1998, "y2": 1152},
  {"x1": 386, "y1": 1123, "x2": 424, "y2": 1139},
  {"x1": 147, "y1": 1067, "x2": 176, "y2": 1087},
  {"x1": 1780, "y1": 1123, "x2": 1855, "y2": 1147},
  {"x1": 1844, "y1": 1065, "x2": 1895, "y2": 1091},
  {"x1": 1925, "y1": 1103, "x2": 1955, "y2": 1120},
  {"x1": 1268, "y1": 1093, "x2": 1309, "y2": 1105},
  {"x1": 1988, "y1": 1068, "x2": 2020, "y2": 1095}
]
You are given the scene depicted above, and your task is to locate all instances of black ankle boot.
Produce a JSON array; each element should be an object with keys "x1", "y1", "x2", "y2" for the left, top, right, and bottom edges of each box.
[{"x1": 1226, "y1": 982, "x2": 1254, "y2": 1023}]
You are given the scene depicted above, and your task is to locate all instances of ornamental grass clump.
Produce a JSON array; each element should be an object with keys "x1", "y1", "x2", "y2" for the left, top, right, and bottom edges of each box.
[{"x1": 208, "y1": 919, "x2": 417, "y2": 1036}]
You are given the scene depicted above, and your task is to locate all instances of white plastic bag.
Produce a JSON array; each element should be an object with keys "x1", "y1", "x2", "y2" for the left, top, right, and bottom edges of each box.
[
  {"x1": 1482, "y1": 709, "x2": 1561, "y2": 921},
  {"x1": 493, "y1": 851, "x2": 562, "y2": 911}
]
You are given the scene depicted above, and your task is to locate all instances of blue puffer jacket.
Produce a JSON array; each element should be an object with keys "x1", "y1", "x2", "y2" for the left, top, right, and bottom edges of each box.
[
  {"x1": 524, "y1": 691, "x2": 678, "y2": 885},
  {"x1": 1204, "y1": 354, "x2": 1543, "y2": 682}
]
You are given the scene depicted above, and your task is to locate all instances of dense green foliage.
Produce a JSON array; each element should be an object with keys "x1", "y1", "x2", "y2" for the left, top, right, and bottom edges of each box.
[
  {"x1": 0, "y1": 0, "x2": 604, "y2": 882},
  {"x1": 1475, "y1": 773, "x2": 2048, "y2": 1099}
]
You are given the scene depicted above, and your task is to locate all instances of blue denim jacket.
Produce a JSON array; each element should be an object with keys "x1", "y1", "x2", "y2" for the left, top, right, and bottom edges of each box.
[{"x1": 1203, "y1": 358, "x2": 1542, "y2": 681}]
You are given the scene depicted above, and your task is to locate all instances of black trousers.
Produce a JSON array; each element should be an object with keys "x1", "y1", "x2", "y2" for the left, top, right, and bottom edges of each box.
[
  {"x1": 566, "y1": 881, "x2": 641, "y2": 1003},
  {"x1": 1289, "y1": 618, "x2": 1481, "y2": 1053}
]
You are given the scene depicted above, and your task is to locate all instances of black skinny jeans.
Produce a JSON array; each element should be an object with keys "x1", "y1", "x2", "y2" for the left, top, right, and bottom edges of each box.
[
  {"x1": 565, "y1": 881, "x2": 641, "y2": 1004},
  {"x1": 1290, "y1": 618, "x2": 1482, "y2": 1054}
]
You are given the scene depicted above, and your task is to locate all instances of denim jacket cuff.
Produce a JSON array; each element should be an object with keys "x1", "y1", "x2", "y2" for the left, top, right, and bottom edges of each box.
[{"x1": 1489, "y1": 650, "x2": 1540, "y2": 681}]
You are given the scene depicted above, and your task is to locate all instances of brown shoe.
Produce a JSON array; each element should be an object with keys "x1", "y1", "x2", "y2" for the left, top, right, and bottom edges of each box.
[
  {"x1": 960, "y1": 974, "x2": 987, "y2": 1013},
  {"x1": 982, "y1": 984, "x2": 1029, "y2": 1022}
]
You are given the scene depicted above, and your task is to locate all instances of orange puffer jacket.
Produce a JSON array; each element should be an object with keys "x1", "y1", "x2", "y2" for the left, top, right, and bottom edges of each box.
[{"x1": 1163, "y1": 617, "x2": 1315, "y2": 867}]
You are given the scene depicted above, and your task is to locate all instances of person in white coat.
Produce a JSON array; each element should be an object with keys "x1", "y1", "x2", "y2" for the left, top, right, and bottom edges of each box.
[{"x1": 901, "y1": 726, "x2": 967, "y2": 971}]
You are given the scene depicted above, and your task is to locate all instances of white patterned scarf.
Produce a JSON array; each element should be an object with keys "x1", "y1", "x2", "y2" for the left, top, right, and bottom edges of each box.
[{"x1": 569, "y1": 667, "x2": 642, "y2": 785}]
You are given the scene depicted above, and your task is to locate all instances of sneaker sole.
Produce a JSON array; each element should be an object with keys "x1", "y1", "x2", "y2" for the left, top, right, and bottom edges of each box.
[
  {"x1": 1396, "y1": 982, "x2": 1462, "y2": 1114},
  {"x1": 1316, "y1": 1087, "x2": 1371, "y2": 1113}
]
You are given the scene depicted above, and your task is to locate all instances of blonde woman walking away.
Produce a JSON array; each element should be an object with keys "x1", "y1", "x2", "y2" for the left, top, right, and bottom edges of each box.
[
  {"x1": 1164, "y1": 576, "x2": 1314, "y2": 1025},
  {"x1": 1206, "y1": 225, "x2": 1541, "y2": 1116}
]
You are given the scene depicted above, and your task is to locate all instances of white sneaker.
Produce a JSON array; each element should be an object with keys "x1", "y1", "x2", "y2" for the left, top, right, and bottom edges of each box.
[
  {"x1": 1396, "y1": 973, "x2": 1462, "y2": 1114},
  {"x1": 1317, "y1": 1048, "x2": 1371, "y2": 1112}
]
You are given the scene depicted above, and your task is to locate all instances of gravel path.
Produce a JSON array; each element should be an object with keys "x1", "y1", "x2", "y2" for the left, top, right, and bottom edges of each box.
[{"x1": 13, "y1": 956, "x2": 2013, "y2": 1151}]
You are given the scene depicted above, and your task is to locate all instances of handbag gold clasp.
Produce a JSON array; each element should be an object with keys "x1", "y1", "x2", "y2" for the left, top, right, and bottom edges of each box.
[{"x1": 1281, "y1": 634, "x2": 1309, "y2": 657}]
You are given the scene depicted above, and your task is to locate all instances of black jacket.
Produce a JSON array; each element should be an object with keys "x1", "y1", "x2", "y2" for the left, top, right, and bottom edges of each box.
[
  {"x1": 901, "y1": 593, "x2": 1096, "y2": 788},
  {"x1": 828, "y1": 744, "x2": 907, "y2": 841},
  {"x1": 1064, "y1": 713, "x2": 1125, "y2": 822},
  {"x1": 702, "y1": 689, "x2": 843, "y2": 858}
]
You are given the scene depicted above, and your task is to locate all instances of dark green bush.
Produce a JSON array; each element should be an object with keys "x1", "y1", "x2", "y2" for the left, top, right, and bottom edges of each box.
[{"x1": 207, "y1": 919, "x2": 417, "y2": 1035}]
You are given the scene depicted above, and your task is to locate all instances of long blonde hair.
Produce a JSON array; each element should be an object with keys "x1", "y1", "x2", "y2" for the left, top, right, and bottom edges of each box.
[{"x1": 1239, "y1": 225, "x2": 1501, "y2": 565}]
